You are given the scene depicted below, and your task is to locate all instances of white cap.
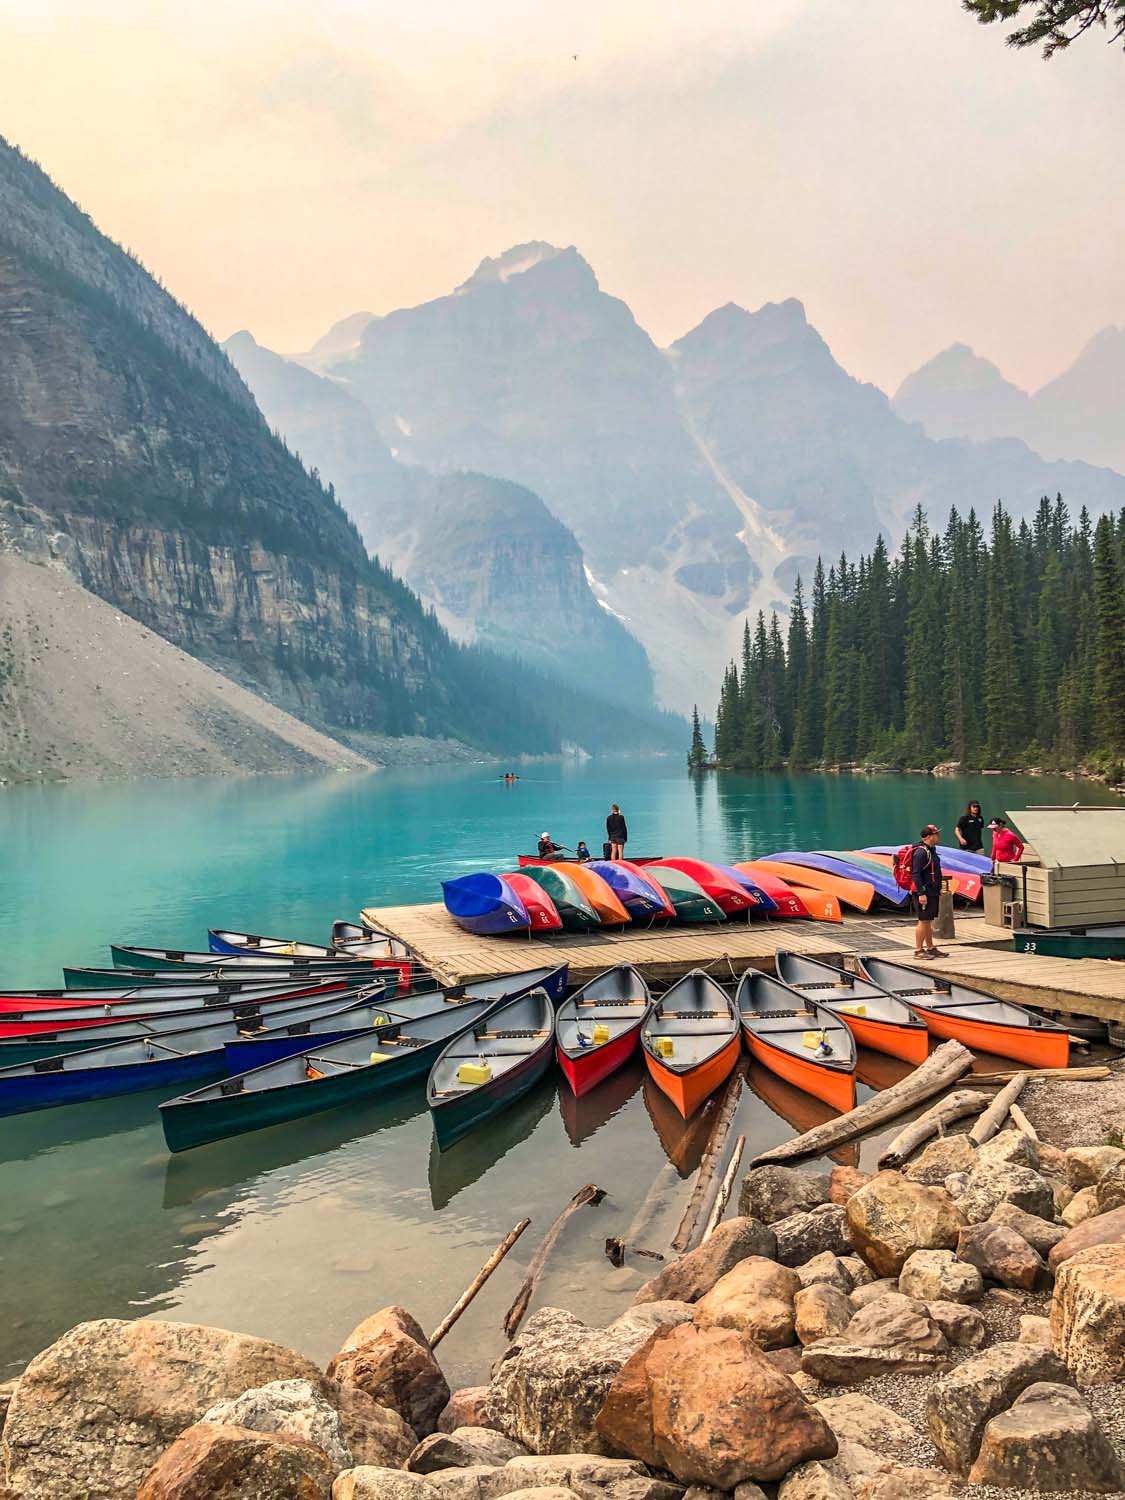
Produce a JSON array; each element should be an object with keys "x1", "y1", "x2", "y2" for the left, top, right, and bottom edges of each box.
[{"x1": 541, "y1": 832, "x2": 550, "y2": 839}]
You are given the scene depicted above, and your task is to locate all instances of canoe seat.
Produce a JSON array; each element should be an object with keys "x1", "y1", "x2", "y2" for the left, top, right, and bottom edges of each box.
[
  {"x1": 576, "y1": 998, "x2": 646, "y2": 1008},
  {"x1": 476, "y1": 1028, "x2": 550, "y2": 1040},
  {"x1": 660, "y1": 1009, "x2": 727, "y2": 1019},
  {"x1": 795, "y1": 980, "x2": 853, "y2": 990},
  {"x1": 219, "y1": 1077, "x2": 246, "y2": 1096},
  {"x1": 743, "y1": 1008, "x2": 813, "y2": 1020}
]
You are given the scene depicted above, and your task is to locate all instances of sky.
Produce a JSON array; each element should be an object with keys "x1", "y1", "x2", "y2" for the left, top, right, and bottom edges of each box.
[{"x1": 1, "y1": 0, "x2": 1122, "y2": 394}]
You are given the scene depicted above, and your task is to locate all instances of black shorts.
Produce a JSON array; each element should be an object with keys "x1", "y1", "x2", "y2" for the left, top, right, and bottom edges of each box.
[{"x1": 912, "y1": 891, "x2": 940, "y2": 920}]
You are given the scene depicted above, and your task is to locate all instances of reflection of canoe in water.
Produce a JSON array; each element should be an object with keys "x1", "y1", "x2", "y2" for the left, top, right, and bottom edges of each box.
[
  {"x1": 856, "y1": 954, "x2": 1070, "y2": 1070},
  {"x1": 641, "y1": 971, "x2": 741, "y2": 1118},
  {"x1": 428, "y1": 1071, "x2": 557, "y2": 1210},
  {"x1": 854, "y1": 1046, "x2": 914, "y2": 1092},
  {"x1": 642, "y1": 1069, "x2": 726, "y2": 1177},
  {"x1": 736, "y1": 969, "x2": 856, "y2": 1114},
  {"x1": 775, "y1": 951, "x2": 929, "y2": 1065},
  {"x1": 744, "y1": 1059, "x2": 859, "y2": 1169},
  {"x1": 557, "y1": 1054, "x2": 644, "y2": 1146}
]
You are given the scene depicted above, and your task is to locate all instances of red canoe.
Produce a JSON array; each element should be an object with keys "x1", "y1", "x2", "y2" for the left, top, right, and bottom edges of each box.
[
  {"x1": 730, "y1": 863, "x2": 812, "y2": 919},
  {"x1": 501, "y1": 872, "x2": 564, "y2": 931},
  {"x1": 645, "y1": 858, "x2": 760, "y2": 917},
  {"x1": 555, "y1": 965, "x2": 653, "y2": 1097}
]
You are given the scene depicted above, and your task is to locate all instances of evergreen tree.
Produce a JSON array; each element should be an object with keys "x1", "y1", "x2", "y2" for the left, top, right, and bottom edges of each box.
[
  {"x1": 1094, "y1": 513, "x2": 1125, "y2": 754},
  {"x1": 687, "y1": 705, "x2": 709, "y2": 772}
]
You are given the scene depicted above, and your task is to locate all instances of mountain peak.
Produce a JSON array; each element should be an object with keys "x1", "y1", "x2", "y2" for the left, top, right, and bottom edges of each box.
[
  {"x1": 671, "y1": 296, "x2": 812, "y2": 358},
  {"x1": 458, "y1": 242, "x2": 597, "y2": 295},
  {"x1": 224, "y1": 329, "x2": 258, "y2": 352}
]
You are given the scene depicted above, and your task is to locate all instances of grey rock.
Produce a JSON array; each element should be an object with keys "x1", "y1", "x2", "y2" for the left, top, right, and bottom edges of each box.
[
  {"x1": 988, "y1": 1201, "x2": 1067, "y2": 1256},
  {"x1": 898, "y1": 1249, "x2": 982, "y2": 1304},
  {"x1": 331, "y1": 1383, "x2": 417, "y2": 1469},
  {"x1": 968, "y1": 1381, "x2": 1124, "y2": 1491},
  {"x1": 1061, "y1": 1186, "x2": 1099, "y2": 1226},
  {"x1": 795, "y1": 1253, "x2": 855, "y2": 1293},
  {"x1": 800, "y1": 1343, "x2": 949, "y2": 1384},
  {"x1": 959, "y1": 1164, "x2": 1056, "y2": 1225},
  {"x1": 926, "y1": 1301, "x2": 987, "y2": 1349},
  {"x1": 202, "y1": 1377, "x2": 352, "y2": 1472},
  {"x1": 904, "y1": 1137, "x2": 977, "y2": 1185},
  {"x1": 734, "y1": 1484, "x2": 768, "y2": 1500},
  {"x1": 425, "y1": 1465, "x2": 506, "y2": 1500},
  {"x1": 499, "y1": 1455, "x2": 654, "y2": 1500},
  {"x1": 812, "y1": 1394, "x2": 916, "y2": 1456},
  {"x1": 739, "y1": 1166, "x2": 831, "y2": 1225},
  {"x1": 1094, "y1": 1157, "x2": 1125, "y2": 1213},
  {"x1": 774, "y1": 1205, "x2": 850, "y2": 1267},
  {"x1": 408, "y1": 1429, "x2": 527, "y2": 1473},
  {"x1": 839, "y1": 1256, "x2": 876, "y2": 1288},
  {"x1": 924, "y1": 1340, "x2": 1069, "y2": 1475},
  {"x1": 607, "y1": 1303, "x2": 695, "y2": 1341},
  {"x1": 942, "y1": 1171, "x2": 970, "y2": 1200},
  {"x1": 1065, "y1": 1145, "x2": 1125, "y2": 1188},
  {"x1": 794, "y1": 1285, "x2": 853, "y2": 1345},
  {"x1": 844, "y1": 1294, "x2": 947, "y2": 1353},
  {"x1": 778, "y1": 1460, "x2": 852, "y2": 1500},
  {"x1": 634, "y1": 1218, "x2": 776, "y2": 1305},
  {"x1": 1018, "y1": 1314, "x2": 1051, "y2": 1345},
  {"x1": 956, "y1": 1222, "x2": 1046, "y2": 1289}
]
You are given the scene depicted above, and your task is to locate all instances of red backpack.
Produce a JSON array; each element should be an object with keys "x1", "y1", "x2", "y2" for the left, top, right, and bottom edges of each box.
[{"x1": 893, "y1": 843, "x2": 922, "y2": 892}]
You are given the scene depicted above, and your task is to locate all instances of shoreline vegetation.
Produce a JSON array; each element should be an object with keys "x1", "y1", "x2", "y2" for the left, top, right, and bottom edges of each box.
[
  {"x1": 5, "y1": 1062, "x2": 1125, "y2": 1498},
  {"x1": 691, "y1": 499, "x2": 1125, "y2": 788}
]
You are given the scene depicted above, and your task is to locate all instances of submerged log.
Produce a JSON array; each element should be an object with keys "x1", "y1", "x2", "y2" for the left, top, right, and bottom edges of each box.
[
  {"x1": 750, "y1": 1039, "x2": 974, "y2": 1166},
  {"x1": 671, "y1": 1063, "x2": 744, "y2": 1252},
  {"x1": 702, "y1": 1133, "x2": 746, "y2": 1243},
  {"x1": 877, "y1": 1088, "x2": 988, "y2": 1169},
  {"x1": 429, "y1": 1217, "x2": 530, "y2": 1349},
  {"x1": 502, "y1": 1184, "x2": 604, "y2": 1339},
  {"x1": 969, "y1": 1072, "x2": 1028, "y2": 1144}
]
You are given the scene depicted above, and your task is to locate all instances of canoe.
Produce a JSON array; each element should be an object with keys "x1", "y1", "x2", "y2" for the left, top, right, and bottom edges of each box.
[
  {"x1": 646, "y1": 859, "x2": 758, "y2": 917},
  {"x1": 712, "y1": 864, "x2": 780, "y2": 915},
  {"x1": 732, "y1": 864, "x2": 813, "y2": 919},
  {"x1": 106, "y1": 945, "x2": 378, "y2": 975},
  {"x1": 555, "y1": 965, "x2": 653, "y2": 1097},
  {"x1": 736, "y1": 969, "x2": 856, "y2": 1113},
  {"x1": 585, "y1": 860, "x2": 675, "y2": 919},
  {"x1": 517, "y1": 853, "x2": 662, "y2": 867},
  {"x1": 549, "y1": 864, "x2": 630, "y2": 925},
  {"x1": 863, "y1": 845, "x2": 992, "y2": 876},
  {"x1": 753, "y1": 859, "x2": 876, "y2": 913},
  {"x1": 441, "y1": 874, "x2": 530, "y2": 935},
  {"x1": 0, "y1": 990, "x2": 384, "y2": 1117},
  {"x1": 641, "y1": 970, "x2": 741, "y2": 1117},
  {"x1": 784, "y1": 885, "x2": 843, "y2": 923},
  {"x1": 517, "y1": 867, "x2": 601, "y2": 931},
  {"x1": 63, "y1": 962, "x2": 375, "y2": 989},
  {"x1": 224, "y1": 968, "x2": 563, "y2": 1069},
  {"x1": 330, "y1": 921, "x2": 433, "y2": 993},
  {"x1": 632, "y1": 866, "x2": 725, "y2": 925},
  {"x1": 804, "y1": 852, "x2": 909, "y2": 907},
  {"x1": 0, "y1": 973, "x2": 363, "y2": 1014},
  {"x1": 502, "y1": 873, "x2": 564, "y2": 932},
  {"x1": 208, "y1": 930, "x2": 336, "y2": 957},
  {"x1": 1012, "y1": 925, "x2": 1125, "y2": 959},
  {"x1": 428, "y1": 986, "x2": 556, "y2": 1150},
  {"x1": 843, "y1": 852, "x2": 982, "y2": 903},
  {"x1": 855, "y1": 953, "x2": 1070, "y2": 1068},
  {"x1": 774, "y1": 950, "x2": 929, "y2": 1064}
]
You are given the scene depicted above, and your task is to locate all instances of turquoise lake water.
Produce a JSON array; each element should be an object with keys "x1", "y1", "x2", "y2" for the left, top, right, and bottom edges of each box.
[{"x1": 0, "y1": 760, "x2": 1113, "y2": 1382}]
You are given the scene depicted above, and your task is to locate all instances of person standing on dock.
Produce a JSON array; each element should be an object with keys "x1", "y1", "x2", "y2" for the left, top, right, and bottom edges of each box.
[
  {"x1": 955, "y1": 800, "x2": 984, "y2": 853},
  {"x1": 988, "y1": 818, "x2": 1025, "y2": 868},
  {"x1": 606, "y1": 804, "x2": 628, "y2": 860},
  {"x1": 912, "y1": 824, "x2": 945, "y2": 960}
]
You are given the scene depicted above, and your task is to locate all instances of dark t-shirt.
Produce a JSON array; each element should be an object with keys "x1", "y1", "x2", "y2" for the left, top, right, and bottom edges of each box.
[
  {"x1": 606, "y1": 813, "x2": 628, "y2": 843},
  {"x1": 956, "y1": 813, "x2": 984, "y2": 852},
  {"x1": 912, "y1": 843, "x2": 942, "y2": 900}
]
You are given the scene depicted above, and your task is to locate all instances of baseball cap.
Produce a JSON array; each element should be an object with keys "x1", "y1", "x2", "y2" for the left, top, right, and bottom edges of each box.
[
  {"x1": 923, "y1": 823, "x2": 940, "y2": 835},
  {"x1": 541, "y1": 831, "x2": 550, "y2": 839},
  {"x1": 988, "y1": 818, "x2": 1005, "y2": 829}
]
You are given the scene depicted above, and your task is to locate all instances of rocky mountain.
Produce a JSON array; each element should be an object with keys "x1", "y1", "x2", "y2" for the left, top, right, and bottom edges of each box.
[
  {"x1": 894, "y1": 328, "x2": 1125, "y2": 475},
  {"x1": 0, "y1": 138, "x2": 677, "y2": 773},
  {"x1": 223, "y1": 332, "x2": 654, "y2": 708}
]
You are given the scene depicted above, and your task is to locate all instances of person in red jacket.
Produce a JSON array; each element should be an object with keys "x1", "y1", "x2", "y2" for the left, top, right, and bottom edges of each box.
[{"x1": 988, "y1": 818, "x2": 1025, "y2": 867}]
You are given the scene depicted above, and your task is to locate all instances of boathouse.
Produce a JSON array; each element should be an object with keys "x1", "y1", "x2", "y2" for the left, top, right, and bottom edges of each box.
[{"x1": 1005, "y1": 805, "x2": 1125, "y2": 929}]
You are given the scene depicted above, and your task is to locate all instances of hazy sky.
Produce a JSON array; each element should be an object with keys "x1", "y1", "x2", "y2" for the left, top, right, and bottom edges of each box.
[{"x1": 2, "y1": 0, "x2": 1122, "y2": 393}]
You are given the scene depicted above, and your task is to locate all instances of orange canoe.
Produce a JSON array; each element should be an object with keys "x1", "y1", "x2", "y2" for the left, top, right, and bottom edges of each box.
[
  {"x1": 784, "y1": 885, "x2": 843, "y2": 923},
  {"x1": 752, "y1": 860, "x2": 876, "y2": 913},
  {"x1": 736, "y1": 969, "x2": 856, "y2": 1113},
  {"x1": 642, "y1": 970, "x2": 741, "y2": 1118},
  {"x1": 775, "y1": 950, "x2": 930, "y2": 1065},
  {"x1": 552, "y1": 863, "x2": 630, "y2": 925}
]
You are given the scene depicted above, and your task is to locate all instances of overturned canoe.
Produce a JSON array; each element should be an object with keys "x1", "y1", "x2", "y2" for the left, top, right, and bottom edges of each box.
[
  {"x1": 517, "y1": 866, "x2": 601, "y2": 931},
  {"x1": 555, "y1": 965, "x2": 653, "y2": 1098},
  {"x1": 712, "y1": 864, "x2": 780, "y2": 915},
  {"x1": 646, "y1": 859, "x2": 759, "y2": 917},
  {"x1": 732, "y1": 864, "x2": 813, "y2": 919},
  {"x1": 641, "y1": 970, "x2": 740, "y2": 1118},
  {"x1": 550, "y1": 864, "x2": 631, "y2": 925},
  {"x1": 441, "y1": 874, "x2": 531, "y2": 935},
  {"x1": 863, "y1": 844, "x2": 991, "y2": 876},
  {"x1": 807, "y1": 852, "x2": 908, "y2": 908},
  {"x1": 502, "y1": 873, "x2": 564, "y2": 932},
  {"x1": 585, "y1": 860, "x2": 675, "y2": 920},
  {"x1": 844, "y1": 852, "x2": 982, "y2": 903},
  {"x1": 428, "y1": 986, "x2": 556, "y2": 1150},
  {"x1": 633, "y1": 866, "x2": 725, "y2": 925},
  {"x1": 774, "y1": 950, "x2": 929, "y2": 1064},
  {"x1": 752, "y1": 859, "x2": 876, "y2": 913},
  {"x1": 736, "y1": 969, "x2": 856, "y2": 1113},
  {"x1": 855, "y1": 953, "x2": 1070, "y2": 1069}
]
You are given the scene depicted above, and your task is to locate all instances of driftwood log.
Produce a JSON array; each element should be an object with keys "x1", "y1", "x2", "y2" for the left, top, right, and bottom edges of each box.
[
  {"x1": 959, "y1": 1065, "x2": 1108, "y2": 1084},
  {"x1": 429, "y1": 1218, "x2": 530, "y2": 1348},
  {"x1": 877, "y1": 1088, "x2": 989, "y2": 1169},
  {"x1": 1009, "y1": 1102, "x2": 1039, "y2": 1143},
  {"x1": 671, "y1": 1064, "x2": 745, "y2": 1252},
  {"x1": 702, "y1": 1133, "x2": 746, "y2": 1243},
  {"x1": 969, "y1": 1073, "x2": 1028, "y2": 1144},
  {"x1": 502, "y1": 1184, "x2": 604, "y2": 1339},
  {"x1": 750, "y1": 1039, "x2": 974, "y2": 1166}
]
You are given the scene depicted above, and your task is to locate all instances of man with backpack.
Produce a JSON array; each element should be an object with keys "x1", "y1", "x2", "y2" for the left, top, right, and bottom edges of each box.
[{"x1": 894, "y1": 824, "x2": 946, "y2": 960}]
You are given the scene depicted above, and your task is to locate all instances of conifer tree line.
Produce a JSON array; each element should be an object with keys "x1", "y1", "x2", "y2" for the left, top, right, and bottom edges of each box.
[{"x1": 707, "y1": 497, "x2": 1125, "y2": 774}]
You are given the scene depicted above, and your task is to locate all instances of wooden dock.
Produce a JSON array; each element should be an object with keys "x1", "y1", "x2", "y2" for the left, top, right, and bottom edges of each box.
[{"x1": 360, "y1": 902, "x2": 1125, "y2": 1023}]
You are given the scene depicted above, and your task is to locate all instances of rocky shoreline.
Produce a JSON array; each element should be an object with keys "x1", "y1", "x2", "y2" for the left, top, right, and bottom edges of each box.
[{"x1": 4, "y1": 1068, "x2": 1125, "y2": 1500}]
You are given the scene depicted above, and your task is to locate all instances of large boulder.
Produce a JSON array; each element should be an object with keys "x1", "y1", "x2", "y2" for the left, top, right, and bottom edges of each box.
[
  {"x1": 693, "y1": 1257, "x2": 801, "y2": 1347},
  {"x1": 136, "y1": 1422, "x2": 335, "y2": 1500},
  {"x1": 849, "y1": 1279, "x2": 898, "y2": 1309},
  {"x1": 495, "y1": 1452, "x2": 661, "y2": 1500},
  {"x1": 955, "y1": 1223, "x2": 1045, "y2": 1290},
  {"x1": 595, "y1": 1321, "x2": 837, "y2": 1486},
  {"x1": 438, "y1": 1389, "x2": 493, "y2": 1435},
  {"x1": 328, "y1": 1307, "x2": 450, "y2": 1439},
  {"x1": 330, "y1": 1385, "x2": 417, "y2": 1468},
  {"x1": 777, "y1": 1461, "x2": 852, "y2": 1500},
  {"x1": 977, "y1": 1128, "x2": 1039, "y2": 1171},
  {"x1": 1050, "y1": 1241, "x2": 1125, "y2": 1385},
  {"x1": 1061, "y1": 1186, "x2": 1099, "y2": 1226},
  {"x1": 800, "y1": 1344, "x2": 948, "y2": 1384},
  {"x1": 607, "y1": 1304, "x2": 695, "y2": 1346},
  {"x1": 812, "y1": 1394, "x2": 916, "y2": 1457},
  {"x1": 898, "y1": 1249, "x2": 982, "y2": 1303},
  {"x1": 489, "y1": 1308, "x2": 649, "y2": 1456},
  {"x1": 739, "y1": 1167, "x2": 831, "y2": 1225},
  {"x1": 829, "y1": 1167, "x2": 872, "y2": 1205},
  {"x1": 904, "y1": 1137, "x2": 977, "y2": 1186},
  {"x1": 968, "y1": 1381, "x2": 1124, "y2": 1491},
  {"x1": 634, "y1": 1217, "x2": 776, "y2": 1305},
  {"x1": 332, "y1": 1469, "x2": 431, "y2": 1500},
  {"x1": 1065, "y1": 1145, "x2": 1125, "y2": 1188},
  {"x1": 927, "y1": 1301, "x2": 986, "y2": 1349},
  {"x1": 1094, "y1": 1157, "x2": 1125, "y2": 1213},
  {"x1": 988, "y1": 1202, "x2": 1067, "y2": 1257},
  {"x1": 843, "y1": 1294, "x2": 947, "y2": 1353},
  {"x1": 845, "y1": 1175, "x2": 964, "y2": 1277},
  {"x1": 794, "y1": 1286, "x2": 853, "y2": 1346},
  {"x1": 774, "y1": 1206, "x2": 851, "y2": 1267},
  {"x1": 2, "y1": 1318, "x2": 326, "y2": 1500},
  {"x1": 924, "y1": 1341, "x2": 1069, "y2": 1475},
  {"x1": 407, "y1": 1428, "x2": 526, "y2": 1473},
  {"x1": 958, "y1": 1165, "x2": 1056, "y2": 1225},
  {"x1": 795, "y1": 1253, "x2": 854, "y2": 1294},
  {"x1": 202, "y1": 1379, "x2": 351, "y2": 1472},
  {"x1": 1048, "y1": 1202, "x2": 1125, "y2": 1268}
]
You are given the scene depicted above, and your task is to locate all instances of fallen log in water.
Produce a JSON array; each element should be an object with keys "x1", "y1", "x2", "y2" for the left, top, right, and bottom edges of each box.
[
  {"x1": 969, "y1": 1072, "x2": 1028, "y2": 1145},
  {"x1": 503, "y1": 1184, "x2": 604, "y2": 1340},
  {"x1": 671, "y1": 1063, "x2": 745, "y2": 1252},
  {"x1": 429, "y1": 1218, "x2": 530, "y2": 1349},
  {"x1": 877, "y1": 1088, "x2": 989, "y2": 1170},
  {"x1": 750, "y1": 1039, "x2": 974, "y2": 1166},
  {"x1": 702, "y1": 1133, "x2": 746, "y2": 1243}
]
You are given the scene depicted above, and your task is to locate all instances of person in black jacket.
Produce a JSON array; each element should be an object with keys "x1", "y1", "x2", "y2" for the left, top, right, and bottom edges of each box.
[
  {"x1": 955, "y1": 801, "x2": 984, "y2": 853},
  {"x1": 606, "y1": 804, "x2": 628, "y2": 860},
  {"x1": 912, "y1": 824, "x2": 945, "y2": 960}
]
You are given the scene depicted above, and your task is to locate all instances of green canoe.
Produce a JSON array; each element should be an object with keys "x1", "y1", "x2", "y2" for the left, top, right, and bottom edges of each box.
[
  {"x1": 1013, "y1": 925, "x2": 1125, "y2": 959},
  {"x1": 517, "y1": 868, "x2": 601, "y2": 931}
]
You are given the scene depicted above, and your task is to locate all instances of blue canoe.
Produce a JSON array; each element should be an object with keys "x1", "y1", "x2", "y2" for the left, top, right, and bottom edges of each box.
[
  {"x1": 0, "y1": 990, "x2": 390, "y2": 1117},
  {"x1": 585, "y1": 861, "x2": 671, "y2": 919},
  {"x1": 862, "y1": 844, "x2": 992, "y2": 876},
  {"x1": 442, "y1": 874, "x2": 531, "y2": 935},
  {"x1": 222, "y1": 964, "x2": 569, "y2": 1070},
  {"x1": 712, "y1": 863, "x2": 779, "y2": 914},
  {"x1": 768, "y1": 851, "x2": 908, "y2": 907}
]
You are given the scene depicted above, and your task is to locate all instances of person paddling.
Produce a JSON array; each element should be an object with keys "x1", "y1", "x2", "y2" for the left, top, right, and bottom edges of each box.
[
  {"x1": 912, "y1": 824, "x2": 946, "y2": 960},
  {"x1": 606, "y1": 804, "x2": 628, "y2": 860},
  {"x1": 537, "y1": 832, "x2": 562, "y2": 858}
]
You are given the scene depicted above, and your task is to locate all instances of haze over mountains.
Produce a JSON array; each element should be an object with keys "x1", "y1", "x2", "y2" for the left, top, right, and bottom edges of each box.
[{"x1": 234, "y1": 242, "x2": 1125, "y2": 710}]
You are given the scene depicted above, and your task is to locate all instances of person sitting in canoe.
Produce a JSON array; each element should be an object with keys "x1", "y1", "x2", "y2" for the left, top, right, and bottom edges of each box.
[
  {"x1": 538, "y1": 832, "x2": 562, "y2": 857},
  {"x1": 574, "y1": 841, "x2": 591, "y2": 862}
]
